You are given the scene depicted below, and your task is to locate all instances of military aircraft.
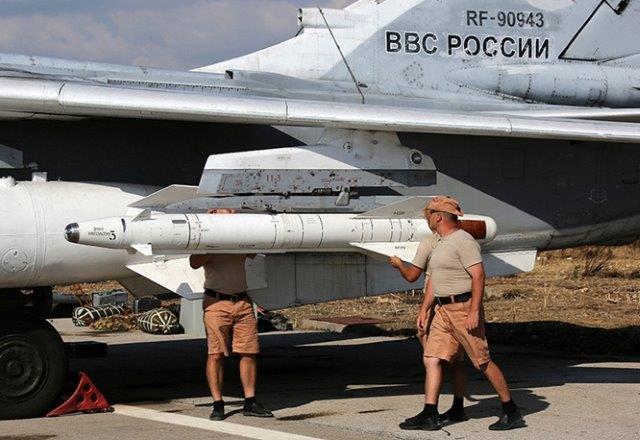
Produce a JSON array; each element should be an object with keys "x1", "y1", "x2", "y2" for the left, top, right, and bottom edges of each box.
[{"x1": 2, "y1": 0, "x2": 640, "y2": 420}]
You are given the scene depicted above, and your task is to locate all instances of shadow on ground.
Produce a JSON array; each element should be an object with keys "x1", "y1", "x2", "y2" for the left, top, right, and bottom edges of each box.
[
  {"x1": 68, "y1": 324, "x2": 640, "y2": 421},
  {"x1": 485, "y1": 321, "x2": 640, "y2": 355}
]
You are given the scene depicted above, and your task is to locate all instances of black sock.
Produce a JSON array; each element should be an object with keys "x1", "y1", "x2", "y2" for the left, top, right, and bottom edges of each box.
[
  {"x1": 244, "y1": 396, "x2": 257, "y2": 407},
  {"x1": 501, "y1": 399, "x2": 518, "y2": 416},
  {"x1": 213, "y1": 400, "x2": 224, "y2": 412},
  {"x1": 451, "y1": 396, "x2": 464, "y2": 410},
  {"x1": 422, "y1": 404, "x2": 438, "y2": 418}
]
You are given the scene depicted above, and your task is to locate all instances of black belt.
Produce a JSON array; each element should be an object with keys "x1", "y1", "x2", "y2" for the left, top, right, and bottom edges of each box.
[
  {"x1": 435, "y1": 292, "x2": 471, "y2": 306},
  {"x1": 204, "y1": 289, "x2": 248, "y2": 303}
]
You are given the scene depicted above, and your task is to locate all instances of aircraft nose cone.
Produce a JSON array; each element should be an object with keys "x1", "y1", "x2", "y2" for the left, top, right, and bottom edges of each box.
[{"x1": 64, "y1": 223, "x2": 80, "y2": 243}]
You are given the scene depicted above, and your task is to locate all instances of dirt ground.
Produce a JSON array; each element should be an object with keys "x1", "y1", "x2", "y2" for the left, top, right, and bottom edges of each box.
[
  {"x1": 280, "y1": 244, "x2": 640, "y2": 355},
  {"x1": 55, "y1": 244, "x2": 640, "y2": 355}
]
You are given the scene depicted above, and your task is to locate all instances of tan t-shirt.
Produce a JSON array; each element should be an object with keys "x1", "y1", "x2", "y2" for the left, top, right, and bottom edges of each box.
[
  {"x1": 203, "y1": 254, "x2": 248, "y2": 294},
  {"x1": 429, "y1": 229, "x2": 482, "y2": 297},
  {"x1": 411, "y1": 234, "x2": 440, "y2": 270}
]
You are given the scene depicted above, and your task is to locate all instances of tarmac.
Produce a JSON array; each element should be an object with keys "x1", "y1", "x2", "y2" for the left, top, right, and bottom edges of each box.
[{"x1": 2, "y1": 318, "x2": 639, "y2": 440}]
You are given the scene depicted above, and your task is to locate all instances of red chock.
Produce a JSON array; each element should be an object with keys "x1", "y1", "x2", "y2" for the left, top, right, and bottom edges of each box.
[{"x1": 46, "y1": 371, "x2": 113, "y2": 417}]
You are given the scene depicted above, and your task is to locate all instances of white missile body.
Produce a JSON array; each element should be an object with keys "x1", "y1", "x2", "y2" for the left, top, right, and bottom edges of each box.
[{"x1": 65, "y1": 211, "x2": 497, "y2": 258}]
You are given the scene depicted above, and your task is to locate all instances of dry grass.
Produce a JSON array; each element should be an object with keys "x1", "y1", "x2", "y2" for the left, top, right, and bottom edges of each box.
[
  {"x1": 281, "y1": 243, "x2": 640, "y2": 354},
  {"x1": 580, "y1": 246, "x2": 615, "y2": 277}
]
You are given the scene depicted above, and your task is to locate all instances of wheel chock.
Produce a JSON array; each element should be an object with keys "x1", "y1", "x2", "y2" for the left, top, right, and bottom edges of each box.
[{"x1": 46, "y1": 371, "x2": 113, "y2": 417}]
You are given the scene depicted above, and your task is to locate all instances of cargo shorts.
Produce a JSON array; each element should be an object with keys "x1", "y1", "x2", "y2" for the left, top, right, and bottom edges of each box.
[
  {"x1": 419, "y1": 308, "x2": 465, "y2": 362},
  {"x1": 424, "y1": 301, "x2": 491, "y2": 369},
  {"x1": 203, "y1": 296, "x2": 260, "y2": 356}
]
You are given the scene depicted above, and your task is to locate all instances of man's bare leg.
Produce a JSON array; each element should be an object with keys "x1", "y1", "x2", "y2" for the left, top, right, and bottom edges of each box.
[
  {"x1": 479, "y1": 361, "x2": 511, "y2": 402},
  {"x1": 437, "y1": 360, "x2": 467, "y2": 422},
  {"x1": 449, "y1": 360, "x2": 466, "y2": 398},
  {"x1": 238, "y1": 354, "x2": 273, "y2": 417},
  {"x1": 239, "y1": 354, "x2": 257, "y2": 398},
  {"x1": 422, "y1": 357, "x2": 466, "y2": 419},
  {"x1": 400, "y1": 356, "x2": 444, "y2": 430},
  {"x1": 206, "y1": 353, "x2": 225, "y2": 401},
  {"x1": 425, "y1": 356, "x2": 444, "y2": 405},
  {"x1": 478, "y1": 360, "x2": 524, "y2": 430},
  {"x1": 207, "y1": 353, "x2": 227, "y2": 420}
]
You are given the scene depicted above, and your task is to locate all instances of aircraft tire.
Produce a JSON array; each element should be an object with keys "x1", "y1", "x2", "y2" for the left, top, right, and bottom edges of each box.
[{"x1": 0, "y1": 318, "x2": 68, "y2": 420}]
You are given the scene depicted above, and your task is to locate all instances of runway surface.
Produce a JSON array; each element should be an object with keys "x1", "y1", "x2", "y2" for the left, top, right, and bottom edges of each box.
[{"x1": 3, "y1": 319, "x2": 639, "y2": 440}]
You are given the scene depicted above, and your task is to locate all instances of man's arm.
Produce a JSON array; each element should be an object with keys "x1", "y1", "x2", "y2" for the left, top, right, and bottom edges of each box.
[
  {"x1": 189, "y1": 254, "x2": 211, "y2": 270},
  {"x1": 417, "y1": 277, "x2": 435, "y2": 330},
  {"x1": 389, "y1": 256, "x2": 423, "y2": 282},
  {"x1": 465, "y1": 262, "x2": 485, "y2": 331}
]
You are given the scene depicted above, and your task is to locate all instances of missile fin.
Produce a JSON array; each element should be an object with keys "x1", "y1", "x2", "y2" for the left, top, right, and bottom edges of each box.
[
  {"x1": 132, "y1": 209, "x2": 152, "y2": 222},
  {"x1": 130, "y1": 243, "x2": 154, "y2": 256},
  {"x1": 129, "y1": 185, "x2": 198, "y2": 209},
  {"x1": 126, "y1": 257, "x2": 205, "y2": 300},
  {"x1": 350, "y1": 241, "x2": 421, "y2": 263},
  {"x1": 354, "y1": 197, "x2": 433, "y2": 219}
]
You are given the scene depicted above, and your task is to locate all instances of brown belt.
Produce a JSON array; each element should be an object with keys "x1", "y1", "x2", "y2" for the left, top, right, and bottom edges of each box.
[
  {"x1": 435, "y1": 292, "x2": 471, "y2": 306},
  {"x1": 204, "y1": 289, "x2": 248, "y2": 303}
]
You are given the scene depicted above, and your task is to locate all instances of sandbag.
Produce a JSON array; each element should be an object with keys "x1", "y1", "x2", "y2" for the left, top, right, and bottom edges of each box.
[
  {"x1": 72, "y1": 304, "x2": 126, "y2": 327},
  {"x1": 137, "y1": 308, "x2": 182, "y2": 335}
]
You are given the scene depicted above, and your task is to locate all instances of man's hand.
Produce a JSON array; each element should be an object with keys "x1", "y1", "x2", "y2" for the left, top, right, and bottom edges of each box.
[
  {"x1": 208, "y1": 208, "x2": 236, "y2": 214},
  {"x1": 389, "y1": 256, "x2": 403, "y2": 269},
  {"x1": 389, "y1": 256, "x2": 422, "y2": 282},
  {"x1": 189, "y1": 254, "x2": 210, "y2": 270},
  {"x1": 466, "y1": 309, "x2": 480, "y2": 332},
  {"x1": 416, "y1": 308, "x2": 428, "y2": 331}
]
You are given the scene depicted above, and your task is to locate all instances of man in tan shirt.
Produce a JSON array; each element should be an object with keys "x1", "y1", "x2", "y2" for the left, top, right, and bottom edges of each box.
[
  {"x1": 408, "y1": 197, "x2": 524, "y2": 431},
  {"x1": 390, "y1": 233, "x2": 468, "y2": 428},
  {"x1": 189, "y1": 208, "x2": 273, "y2": 421}
]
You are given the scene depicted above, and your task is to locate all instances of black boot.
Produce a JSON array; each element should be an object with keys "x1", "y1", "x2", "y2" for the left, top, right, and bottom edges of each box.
[
  {"x1": 209, "y1": 400, "x2": 225, "y2": 421},
  {"x1": 439, "y1": 396, "x2": 466, "y2": 424},
  {"x1": 489, "y1": 408, "x2": 525, "y2": 430},
  {"x1": 399, "y1": 406, "x2": 442, "y2": 431},
  {"x1": 439, "y1": 405, "x2": 466, "y2": 424},
  {"x1": 243, "y1": 398, "x2": 274, "y2": 418}
]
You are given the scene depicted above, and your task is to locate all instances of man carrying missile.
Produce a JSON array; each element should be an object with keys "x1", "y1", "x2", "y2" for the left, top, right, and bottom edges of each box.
[
  {"x1": 409, "y1": 196, "x2": 523, "y2": 431},
  {"x1": 189, "y1": 208, "x2": 273, "y2": 421},
  {"x1": 390, "y1": 200, "x2": 467, "y2": 430}
]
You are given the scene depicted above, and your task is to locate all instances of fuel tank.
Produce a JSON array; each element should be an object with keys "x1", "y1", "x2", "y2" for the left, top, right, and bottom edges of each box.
[{"x1": 0, "y1": 179, "x2": 156, "y2": 288}]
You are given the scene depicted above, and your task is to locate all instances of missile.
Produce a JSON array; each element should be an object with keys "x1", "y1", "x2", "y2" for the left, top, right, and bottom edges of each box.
[
  {"x1": 64, "y1": 198, "x2": 497, "y2": 261},
  {"x1": 446, "y1": 63, "x2": 640, "y2": 108}
]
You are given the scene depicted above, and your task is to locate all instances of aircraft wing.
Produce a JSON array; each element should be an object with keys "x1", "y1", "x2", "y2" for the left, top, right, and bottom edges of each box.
[{"x1": 1, "y1": 76, "x2": 640, "y2": 144}]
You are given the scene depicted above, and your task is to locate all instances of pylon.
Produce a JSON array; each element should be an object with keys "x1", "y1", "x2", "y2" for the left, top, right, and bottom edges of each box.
[{"x1": 46, "y1": 371, "x2": 113, "y2": 417}]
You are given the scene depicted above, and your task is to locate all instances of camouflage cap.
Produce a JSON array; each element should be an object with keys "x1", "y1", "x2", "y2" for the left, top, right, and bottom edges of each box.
[{"x1": 425, "y1": 196, "x2": 463, "y2": 217}]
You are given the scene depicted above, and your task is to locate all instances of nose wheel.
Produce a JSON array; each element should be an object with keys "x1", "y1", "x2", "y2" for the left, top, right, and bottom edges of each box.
[
  {"x1": 0, "y1": 338, "x2": 45, "y2": 398},
  {"x1": 0, "y1": 319, "x2": 67, "y2": 419}
]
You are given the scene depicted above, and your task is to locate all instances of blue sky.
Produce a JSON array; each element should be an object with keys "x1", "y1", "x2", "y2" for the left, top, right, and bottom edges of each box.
[{"x1": 0, "y1": 0, "x2": 352, "y2": 69}]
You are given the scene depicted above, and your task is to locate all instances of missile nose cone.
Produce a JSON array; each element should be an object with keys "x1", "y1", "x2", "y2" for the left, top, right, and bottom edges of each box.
[
  {"x1": 446, "y1": 66, "x2": 499, "y2": 92},
  {"x1": 64, "y1": 223, "x2": 80, "y2": 243}
]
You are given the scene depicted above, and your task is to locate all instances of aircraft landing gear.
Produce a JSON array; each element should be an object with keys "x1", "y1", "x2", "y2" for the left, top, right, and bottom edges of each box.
[{"x1": 0, "y1": 287, "x2": 68, "y2": 419}]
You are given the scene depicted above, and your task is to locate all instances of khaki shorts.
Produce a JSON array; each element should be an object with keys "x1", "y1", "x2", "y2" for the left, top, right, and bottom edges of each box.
[
  {"x1": 424, "y1": 301, "x2": 490, "y2": 368},
  {"x1": 419, "y1": 309, "x2": 465, "y2": 363},
  {"x1": 203, "y1": 296, "x2": 260, "y2": 356}
]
